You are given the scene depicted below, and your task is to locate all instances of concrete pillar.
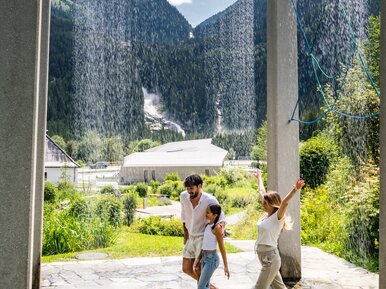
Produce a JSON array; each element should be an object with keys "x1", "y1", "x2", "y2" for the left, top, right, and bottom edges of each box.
[
  {"x1": 0, "y1": 0, "x2": 50, "y2": 288},
  {"x1": 379, "y1": 1, "x2": 386, "y2": 288},
  {"x1": 267, "y1": 0, "x2": 301, "y2": 281},
  {"x1": 32, "y1": 1, "x2": 51, "y2": 288}
]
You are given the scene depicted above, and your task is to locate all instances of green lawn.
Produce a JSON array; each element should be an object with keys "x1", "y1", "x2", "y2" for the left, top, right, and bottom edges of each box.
[{"x1": 42, "y1": 227, "x2": 242, "y2": 263}]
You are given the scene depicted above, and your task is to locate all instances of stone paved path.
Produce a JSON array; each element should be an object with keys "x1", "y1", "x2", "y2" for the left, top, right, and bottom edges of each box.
[{"x1": 41, "y1": 244, "x2": 378, "y2": 289}]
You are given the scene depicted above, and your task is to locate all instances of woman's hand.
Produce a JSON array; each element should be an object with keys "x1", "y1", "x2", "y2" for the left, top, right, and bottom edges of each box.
[
  {"x1": 294, "y1": 178, "x2": 305, "y2": 190},
  {"x1": 193, "y1": 258, "x2": 200, "y2": 273},
  {"x1": 255, "y1": 169, "x2": 262, "y2": 180},
  {"x1": 224, "y1": 266, "x2": 230, "y2": 279}
]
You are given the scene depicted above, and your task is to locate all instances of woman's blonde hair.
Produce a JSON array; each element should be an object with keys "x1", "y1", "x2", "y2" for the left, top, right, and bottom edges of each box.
[{"x1": 263, "y1": 191, "x2": 293, "y2": 230}]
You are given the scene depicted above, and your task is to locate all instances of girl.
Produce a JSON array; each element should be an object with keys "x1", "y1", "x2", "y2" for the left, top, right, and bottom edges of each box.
[
  {"x1": 254, "y1": 169, "x2": 305, "y2": 289},
  {"x1": 193, "y1": 204, "x2": 230, "y2": 289}
]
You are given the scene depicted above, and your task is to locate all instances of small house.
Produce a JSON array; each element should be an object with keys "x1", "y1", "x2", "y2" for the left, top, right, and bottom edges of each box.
[{"x1": 45, "y1": 135, "x2": 80, "y2": 184}]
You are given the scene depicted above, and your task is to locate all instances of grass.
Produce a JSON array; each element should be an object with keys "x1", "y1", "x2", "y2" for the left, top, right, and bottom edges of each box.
[{"x1": 42, "y1": 227, "x2": 242, "y2": 263}]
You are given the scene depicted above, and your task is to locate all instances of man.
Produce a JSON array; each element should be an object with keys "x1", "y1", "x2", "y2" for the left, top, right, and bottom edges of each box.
[{"x1": 180, "y1": 174, "x2": 226, "y2": 289}]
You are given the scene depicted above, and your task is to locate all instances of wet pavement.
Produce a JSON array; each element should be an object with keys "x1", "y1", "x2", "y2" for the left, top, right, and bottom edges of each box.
[{"x1": 41, "y1": 242, "x2": 379, "y2": 289}]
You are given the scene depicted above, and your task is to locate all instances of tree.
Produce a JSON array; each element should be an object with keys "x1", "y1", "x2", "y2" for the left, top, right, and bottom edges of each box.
[
  {"x1": 103, "y1": 136, "x2": 124, "y2": 162},
  {"x1": 51, "y1": 135, "x2": 66, "y2": 150},
  {"x1": 76, "y1": 130, "x2": 103, "y2": 163},
  {"x1": 250, "y1": 121, "x2": 267, "y2": 162}
]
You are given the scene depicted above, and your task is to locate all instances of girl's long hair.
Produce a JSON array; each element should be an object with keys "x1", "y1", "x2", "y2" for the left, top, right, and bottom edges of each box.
[
  {"x1": 263, "y1": 191, "x2": 293, "y2": 230},
  {"x1": 208, "y1": 204, "x2": 222, "y2": 230}
]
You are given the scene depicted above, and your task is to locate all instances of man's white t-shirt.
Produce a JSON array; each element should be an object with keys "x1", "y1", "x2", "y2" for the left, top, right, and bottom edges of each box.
[{"x1": 180, "y1": 191, "x2": 226, "y2": 237}]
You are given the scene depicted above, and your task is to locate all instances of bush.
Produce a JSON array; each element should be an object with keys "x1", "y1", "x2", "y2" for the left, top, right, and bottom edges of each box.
[
  {"x1": 123, "y1": 194, "x2": 137, "y2": 226},
  {"x1": 68, "y1": 198, "x2": 92, "y2": 219},
  {"x1": 100, "y1": 185, "x2": 115, "y2": 194},
  {"x1": 214, "y1": 190, "x2": 229, "y2": 206},
  {"x1": 300, "y1": 134, "x2": 338, "y2": 188},
  {"x1": 134, "y1": 216, "x2": 183, "y2": 236},
  {"x1": 57, "y1": 180, "x2": 78, "y2": 200},
  {"x1": 150, "y1": 180, "x2": 160, "y2": 193},
  {"x1": 230, "y1": 194, "x2": 255, "y2": 208},
  {"x1": 202, "y1": 175, "x2": 227, "y2": 188},
  {"x1": 343, "y1": 163, "x2": 379, "y2": 271},
  {"x1": 219, "y1": 168, "x2": 247, "y2": 186},
  {"x1": 119, "y1": 186, "x2": 136, "y2": 195},
  {"x1": 159, "y1": 183, "x2": 174, "y2": 198},
  {"x1": 96, "y1": 196, "x2": 123, "y2": 228},
  {"x1": 250, "y1": 121, "x2": 267, "y2": 162},
  {"x1": 301, "y1": 186, "x2": 346, "y2": 248},
  {"x1": 136, "y1": 183, "x2": 148, "y2": 198},
  {"x1": 44, "y1": 182, "x2": 58, "y2": 203},
  {"x1": 205, "y1": 184, "x2": 221, "y2": 196},
  {"x1": 42, "y1": 206, "x2": 117, "y2": 255},
  {"x1": 228, "y1": 203, "x2": 261, "y2": 239},
  {"x1": 164, "y1": 172, "x2": 180, "y2": 182}
]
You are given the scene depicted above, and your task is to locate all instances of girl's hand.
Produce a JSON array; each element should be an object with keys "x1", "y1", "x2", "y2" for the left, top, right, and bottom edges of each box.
[
  {"x1": 294, "y1": 178, "x2": 305, "y2": 190},
  {"x1": 193, "y1": 258, "x2": 200, "y2": 273},
  {"x1": 224, "y1": 266, "x2": 230, "y2": 279}
]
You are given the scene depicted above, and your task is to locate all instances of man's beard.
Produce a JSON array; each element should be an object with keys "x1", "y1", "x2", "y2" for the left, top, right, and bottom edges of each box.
[{"x1": 189, "y1": 192, "x2": 199, "y2": 199}]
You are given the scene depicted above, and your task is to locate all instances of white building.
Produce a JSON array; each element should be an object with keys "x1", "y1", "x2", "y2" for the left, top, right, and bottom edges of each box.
[
  {"x1": 45, "y1": 135, "x2": 80, "y2": 184},
  {"x1": 119, "y1": 139, "x2": 228, "y2": 184}
]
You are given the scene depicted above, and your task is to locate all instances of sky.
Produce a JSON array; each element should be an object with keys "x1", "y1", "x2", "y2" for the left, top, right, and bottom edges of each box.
[{"x1": 167, "y1": 0, "x2": 238, "y2": 27}]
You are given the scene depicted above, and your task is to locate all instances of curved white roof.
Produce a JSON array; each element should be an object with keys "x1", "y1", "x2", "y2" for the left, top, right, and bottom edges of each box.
[{"x1": 122, "y1": 139, "x2": 228, "y2": 167}]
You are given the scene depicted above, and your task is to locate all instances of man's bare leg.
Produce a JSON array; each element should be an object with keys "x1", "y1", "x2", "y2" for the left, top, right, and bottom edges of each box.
[
  {"x1": 182, "y1": 258, "x2": 198, "y2": 280},
  {"x1": 182, "y1": 258, "x2": 218, "y2": 289}
]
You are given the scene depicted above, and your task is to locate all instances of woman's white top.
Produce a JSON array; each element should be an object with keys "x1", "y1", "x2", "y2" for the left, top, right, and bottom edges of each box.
[
  {"x1": 256, "y1": 211, "x2": 284, "y2": 248},
  {"x1": 202, "y1": 224, "x2": 217, "y2": 250}
]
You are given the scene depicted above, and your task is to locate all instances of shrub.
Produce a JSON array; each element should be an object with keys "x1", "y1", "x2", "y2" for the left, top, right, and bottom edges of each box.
[
  {"x1": 159, "y1": 183, "x2": 174, "y2": 198},
  {"x1": 301, "y1": 186, "x2": 346, "y2": 248},
  {"x1": 214, "y1": 190, "x2": 229, "y2": 206},
  {"x1": 228, "y1": 203, "x2": 261, "y2": 239},
  {"x1": 230, "y1": 194, "x2": 255, "y2": 208},
  {"x1": 68, "y1": 198, "x2": 92, "y2": 219},
  {"x1": 57, "y1": 180, "x2": 78, "y2": 200},
  {"x1": 134, "y1": 216, "x2": 183, "y2": 236},
  {"x1": 135, "y1": 183, "x2": 148, "y2": 198},
  {"x1": 205, "y1": 184, "x2": 221, "y2": 196},
  {"x1": 42, "y1": 206, "x2": 117, "y2": 255},
  {"x1": 164, "y1": 172, "x2": 180, "y2": 182},
  {"x1": 250, "y1": 121, "x2": 267, "y2": 162},
  {"x1": 170, "y1": 182, "x2": 185, "y2": 201},
  {"x1": 150, "y1": 180, "x2": 160, "y2": 193},
  {"x1": 160, "y1": 218, "x2": 184, "y2": 236},
  {"x1": 44, "y1": 182, "x2": 57, "y2": 203},
  {"x1": 119, "y1": 186, "x2": 136, "y2": 195},
  {"x1": 96, "y1": 196, "x2": 123, "y2": 228},
  {"x1": 202, "y1": 175, "x2": 227, "y2": 188},
  {"x1": 300, "y1": 133, "x2": 338, "y2": 188},
  {"x1": 343, "y1": 163, "x2": 379, "y2": 271},
  {"x1": 219, "y1": 168, "x2": 247, "y2": 186},
  {"x1": 100, "y1": 185, "x2": 115, "y2": 194}
]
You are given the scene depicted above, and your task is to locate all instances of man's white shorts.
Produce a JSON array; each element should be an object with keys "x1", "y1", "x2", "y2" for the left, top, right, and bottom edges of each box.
[{"x1": 183, "y1": 235, "x2": 204, "y2": 259}]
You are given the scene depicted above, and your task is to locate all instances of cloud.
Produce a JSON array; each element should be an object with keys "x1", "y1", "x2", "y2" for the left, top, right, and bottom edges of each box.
[{"x1": 167, "y1": 0, "x2": 192, "y2": 6}]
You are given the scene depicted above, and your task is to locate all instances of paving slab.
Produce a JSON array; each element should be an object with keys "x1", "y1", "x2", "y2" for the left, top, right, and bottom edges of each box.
[{"x1": 41, "y1": 245, "x2": 378, "y2": 289}]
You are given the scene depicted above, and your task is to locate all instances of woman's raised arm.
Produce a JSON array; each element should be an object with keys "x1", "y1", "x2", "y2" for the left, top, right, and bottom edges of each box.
[{"x1": 277, "y1": 178, "x2": 305, "y2": 220}]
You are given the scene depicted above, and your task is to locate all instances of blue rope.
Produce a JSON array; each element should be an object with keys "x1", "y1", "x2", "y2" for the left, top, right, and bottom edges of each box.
[
  {"x1": 291, "y1": 0, "x2": 312, "y2": 53},
  {"x1": 289, "y1": 0, "x2": 380, "y2": 124}
]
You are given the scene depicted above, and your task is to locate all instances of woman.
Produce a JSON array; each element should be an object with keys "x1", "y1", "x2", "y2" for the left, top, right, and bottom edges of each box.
[
  {"x1": 254, "y1": 169, "x2": 305, "y2": 289},
  {"x1": 193, "y1": 204, "x2": 230, "y2": 289}
]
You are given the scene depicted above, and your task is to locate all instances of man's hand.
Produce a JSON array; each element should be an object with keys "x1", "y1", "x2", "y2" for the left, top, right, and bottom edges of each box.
[{"x1": 217, "y1": 222, "x2": 225, "y2": 237}]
